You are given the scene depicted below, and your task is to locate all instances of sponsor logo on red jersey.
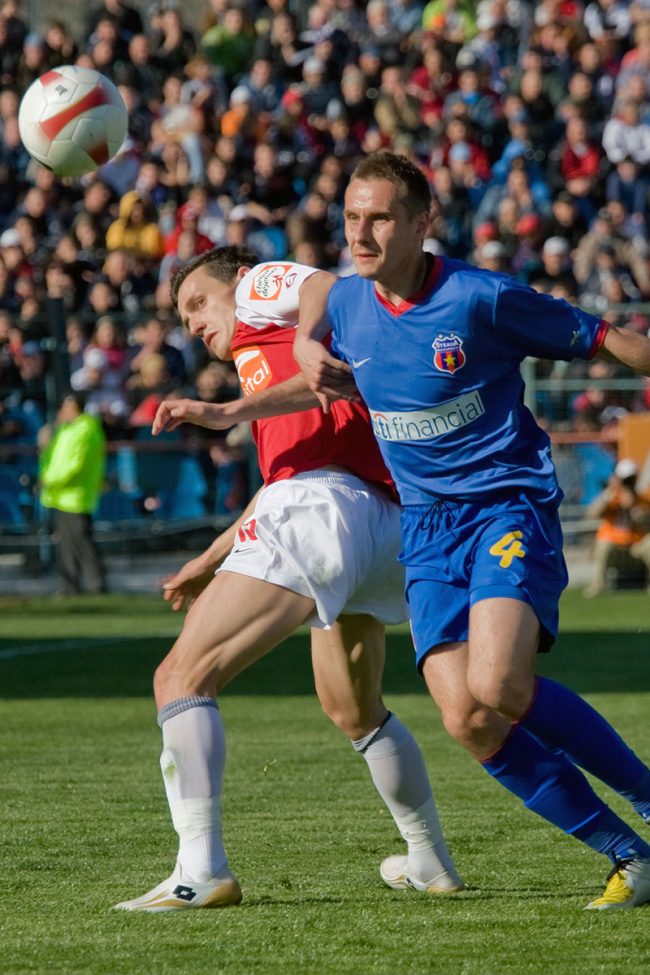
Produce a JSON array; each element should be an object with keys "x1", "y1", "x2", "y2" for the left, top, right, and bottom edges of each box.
[
  {"x1": 234, "y1": 347, "x2": 272, "y2": 397},
  {"x1": 249, "y1": 264, "x2": 293, "y2": 301},
  {"x1": 433, "y1": 334, "x2": 466, "y2": 374}
]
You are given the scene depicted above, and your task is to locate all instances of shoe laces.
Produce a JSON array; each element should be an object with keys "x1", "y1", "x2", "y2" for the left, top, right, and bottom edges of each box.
[{"x1": 606, "y1": 858, "x2": 632, "y2": 882}]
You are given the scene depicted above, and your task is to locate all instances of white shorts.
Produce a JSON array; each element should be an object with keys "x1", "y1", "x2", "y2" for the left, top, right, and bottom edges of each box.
[{"x1": 218, "y1": 470, "x2": 407, "y2": 628}]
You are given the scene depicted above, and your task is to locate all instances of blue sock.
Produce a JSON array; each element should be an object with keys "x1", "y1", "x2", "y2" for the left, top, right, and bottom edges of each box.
[
  {"x1": 482, "y1": 727, "x2": 650, "y2": 862},
  {"x1": 520, "y1": 677, "x2": 650, "y2": 821}
]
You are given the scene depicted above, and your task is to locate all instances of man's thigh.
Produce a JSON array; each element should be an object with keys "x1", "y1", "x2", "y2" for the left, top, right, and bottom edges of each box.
[{"x1": 159, "y1": 570, "x2": 315, "y2": 702}]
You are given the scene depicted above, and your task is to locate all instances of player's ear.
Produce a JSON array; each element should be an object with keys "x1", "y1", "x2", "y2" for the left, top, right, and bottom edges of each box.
[
  {"x1": 236, "y1": 265, "x2": 250, "y2": 282},
  {"x1": 415, "y1": 210, "x2": 430, "y2": 242}
]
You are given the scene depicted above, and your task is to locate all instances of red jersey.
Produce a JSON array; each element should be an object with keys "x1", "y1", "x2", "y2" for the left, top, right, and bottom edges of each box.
[{"x1": 231, "y1": 263, "x2": 395, "y2": 496}]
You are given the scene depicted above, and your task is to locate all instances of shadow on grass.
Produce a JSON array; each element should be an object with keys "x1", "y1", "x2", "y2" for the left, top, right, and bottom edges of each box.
[{"x1": 1, "y1": 626, "x2": 648, "y2": 699}]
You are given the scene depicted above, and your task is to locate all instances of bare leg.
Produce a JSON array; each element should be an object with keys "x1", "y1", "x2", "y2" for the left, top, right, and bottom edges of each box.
[
  {"x1": 312, "y1": 616, "x2": 464, "y2": 891},
  {"x1": 115, "y1": 571, "x2": 314, "y2": 911}
]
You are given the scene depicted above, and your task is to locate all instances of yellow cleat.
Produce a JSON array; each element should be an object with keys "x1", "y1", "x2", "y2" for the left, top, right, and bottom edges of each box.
[{"x1": 585, "y1": 858, "x2": 650, "y2": 910}]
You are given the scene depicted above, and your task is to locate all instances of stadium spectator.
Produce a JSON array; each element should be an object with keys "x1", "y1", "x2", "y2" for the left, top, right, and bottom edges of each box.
[
  {"x1": 151, "y1": 7, "x2": 196, "y2": 77},
  {"x1": 201, "y1": 5, "x2": 255, "y2": 84},
  {"x1": 0, "y1": 0, "x2": 27, "y2": 51},
  {"x1": 115, "y1": 33, "x2": 165, "y2": 111},
  {"x1": 149, "y1": 74, "x2": 206, "y2": 185},
  {"x1": 128, "y1": 316, "x2": 186, "y2": 386},
  {"x1": 602, "y1": 97, "x2": 650, "y2": 165},
  {"x1": 6, "y1": 339, "x2": 47, "y2": 420},
  {"x1": 105, "y1": 191, "x2": 165, "y2": 261},
  {"x1": 605, "y1": 155, "x2": 650, "y2": 230},
  {"x1": 537, "y1": 235, "x2": 579, "y2": 293},
  {"x1": 163, "y1": 204, "x2": 214, "y2": 258},
  {"x1": 65, "y1": 317, "x2": 88, "y2": 374},
  {"x1": 546, "y1": 114, "x2": 604, "y2": 223},
  {"x1": 584, "y1": 458, "x2": 650, "y2": 595},
  {"x1": 126, "y1": 351, "x2": 173, "y2": 427},
  {"x1": 88, "y1": 315, "x2": 129, "y2": 376},
  {"x1": 39, "y1": 391, "x2": 107, "y2": 595},
  {"x1": 422, "y1": 0, "x2": 477, "y2": 42},
  {"x1": 85, "y1": 0, "x2": 143, "y2": 46},
  {"x1": 573, "y1": 205, "x2": 650, "y2": 297},
  {"x1": 545, "y1": 190, "x2": 588, "y2": 249},
  {"x1": 252, "y1": 11, "x2": 309, "y2": 85},
  {"x1": 70, "y1": 345, "x2": 130, "y2": 427},
  {"x1": 14, "y1": 32, "x2": 49, "y2": 92}
]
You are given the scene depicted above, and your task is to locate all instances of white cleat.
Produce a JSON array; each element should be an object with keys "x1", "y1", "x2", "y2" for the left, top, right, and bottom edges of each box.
[
  {"x1": 380, "y1": 854, "x2": 465, "y2": 894},
  {"x1": 114, "y1": 864, "x2": 242, "y2": 912},
  {"x1": 585, "y1": 858, "x2": 650, "y2": 910}
]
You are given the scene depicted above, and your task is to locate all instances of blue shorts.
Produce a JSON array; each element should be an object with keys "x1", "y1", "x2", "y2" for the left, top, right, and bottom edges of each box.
[{"x1": 400, "y1": 493, "x2": 569, "y2": 671}]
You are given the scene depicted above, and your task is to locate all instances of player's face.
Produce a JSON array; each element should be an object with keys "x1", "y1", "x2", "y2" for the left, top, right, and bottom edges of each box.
[
  {"x1": 344, "y1": 177, "x2": 429, "y2": 290},
  {"x1": 177, "y1": 266, "x2": 240, "y2": 360}
]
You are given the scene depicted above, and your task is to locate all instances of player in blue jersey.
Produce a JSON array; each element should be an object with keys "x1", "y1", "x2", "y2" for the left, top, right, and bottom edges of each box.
[{"x1": 295, "y1": 150, "x2": 650, "y2": 910}]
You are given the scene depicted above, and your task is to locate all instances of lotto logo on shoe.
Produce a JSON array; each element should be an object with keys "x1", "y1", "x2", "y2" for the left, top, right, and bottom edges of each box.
[
  {"x1": 234, "y1": 347, "x2": 272, "y2": 397},
  {"x1": 172, "y1": 885, "x2": 197, "y2": 902},
  {"x1": 249, "y1": 264, "x2": 293, "y2": 301}
]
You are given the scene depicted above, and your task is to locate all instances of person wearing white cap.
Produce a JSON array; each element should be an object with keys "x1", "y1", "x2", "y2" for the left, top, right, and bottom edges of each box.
[{"x1": 584, "y1": 458, "x2": 650, "y2": 596}]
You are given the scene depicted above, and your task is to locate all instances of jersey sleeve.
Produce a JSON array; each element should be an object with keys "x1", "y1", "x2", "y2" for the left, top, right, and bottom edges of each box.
[
  {"x1": 236, "y1": 262, "x2": 320, "y2": 331},
  {"x1": 493, "y1": 277, "x2": 608, "y2": 361},
  {"x1": 326, "y1": 285, "x2": 348, "y2": 363}
]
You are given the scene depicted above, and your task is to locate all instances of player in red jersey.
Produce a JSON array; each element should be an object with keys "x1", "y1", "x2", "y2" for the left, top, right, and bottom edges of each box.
[{"x1": 115, "y1": 246, "x2": 463, "y2": 912}]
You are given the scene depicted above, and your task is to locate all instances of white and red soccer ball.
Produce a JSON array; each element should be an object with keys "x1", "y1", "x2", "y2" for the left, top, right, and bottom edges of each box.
[{"x1": 18, "y1": 66, "x2": 128, "y2": 178}]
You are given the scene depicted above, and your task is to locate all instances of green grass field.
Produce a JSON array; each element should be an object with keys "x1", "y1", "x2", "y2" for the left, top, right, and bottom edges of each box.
[{"x1": 1, "y1": 590, "x2": 650, "y2": 975}]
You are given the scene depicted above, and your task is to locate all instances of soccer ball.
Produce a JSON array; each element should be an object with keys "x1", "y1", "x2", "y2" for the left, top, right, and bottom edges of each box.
[{"x1": 18, "y1": 66, "x2": 128, "y2": 178}]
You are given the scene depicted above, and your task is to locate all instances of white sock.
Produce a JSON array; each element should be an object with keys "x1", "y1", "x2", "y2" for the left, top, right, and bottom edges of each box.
[
  {"x1": 354, "y1": 713, "x2": 462, "y2": 885},
  {"x1": 158, "y1": 696, "x2": 228, "y2": 883}
]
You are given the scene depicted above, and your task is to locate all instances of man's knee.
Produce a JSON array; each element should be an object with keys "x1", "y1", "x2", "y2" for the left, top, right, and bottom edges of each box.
[
  {"x1": 153, "y1": 646, "x2": 219, "y2": 709},
  {"x1": 439, "y1": 699, "x2": 497, "y2": 748},
  {"x1": 320, "y1": 696, "x2": 386, "y2": 740},
  {"x1": 466, "y1": 670, "x2": 533, "y2": 720}
]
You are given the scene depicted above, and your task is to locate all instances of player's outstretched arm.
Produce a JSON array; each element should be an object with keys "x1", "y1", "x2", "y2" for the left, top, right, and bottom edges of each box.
[
  {"x1": 598, "y1": 324, "x2": 650, "y2": 375},
  {"x1": 152, "y1": 377, "x2": 319, "y2": 437},
  {"x1": 294, "y1": 272, "x2": 357, "y2": 413},
  {"x1": 162, "y1": 489, "x2": 262, "y2": 611}
]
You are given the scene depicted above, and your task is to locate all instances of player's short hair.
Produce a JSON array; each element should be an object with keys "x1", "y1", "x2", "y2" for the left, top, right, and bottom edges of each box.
[
  {"x1": 61, "y1": 391, "x2": 87, "y2": 413},
  {"x1": 350, "y1": 151, "x2": 432, "y2": 219},
  {"x1": 170, "y1": 245, "x2": 260, "y2": 307}
]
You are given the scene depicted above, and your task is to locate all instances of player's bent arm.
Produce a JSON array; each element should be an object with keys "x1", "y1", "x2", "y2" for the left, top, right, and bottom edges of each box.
[
  {"x1": 597, "y1": 324, "x2": 650, "y2": 375},
  {"x1": 153, "y1": 379, "x2": 318, "y2": 436},
  {"x1": 294, "y1": 273, "x2": 357, "y2": 411},
  {"x1": 162, "y1": 489, "x2": 263, "y2": 611}
]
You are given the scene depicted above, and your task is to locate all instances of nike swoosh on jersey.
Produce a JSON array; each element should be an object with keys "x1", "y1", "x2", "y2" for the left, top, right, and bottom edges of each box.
[{"x1": 352, "y1": 357, "x2": 372, "y2": 367}]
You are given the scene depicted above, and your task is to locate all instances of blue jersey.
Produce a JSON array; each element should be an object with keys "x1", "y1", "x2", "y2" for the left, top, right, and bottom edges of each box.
[{"x1": 328, "y1": 257, "x2": 607, "y2": 506}]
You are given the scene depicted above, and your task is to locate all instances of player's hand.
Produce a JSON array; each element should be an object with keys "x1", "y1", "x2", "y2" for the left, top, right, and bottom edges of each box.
[
  {"x1": 293, "y1": 335, "x2": 358, "y2": 413},
  {"x1": 152, "y1": 398, "x2": 233, "y2": 435},
  {"x1": 161, "y1": 556, "x2": 216, "y2": 612}
]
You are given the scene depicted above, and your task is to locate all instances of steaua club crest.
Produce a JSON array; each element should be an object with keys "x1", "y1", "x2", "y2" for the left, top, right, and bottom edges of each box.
[{"x1": 432, "y1": 333, "x2": 466, "y2": 374}]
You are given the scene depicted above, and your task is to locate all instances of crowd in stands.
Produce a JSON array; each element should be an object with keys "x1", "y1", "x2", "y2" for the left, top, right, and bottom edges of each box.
[{"x1": 3, "y1": 0, "x2": 650, "y2": 523}]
